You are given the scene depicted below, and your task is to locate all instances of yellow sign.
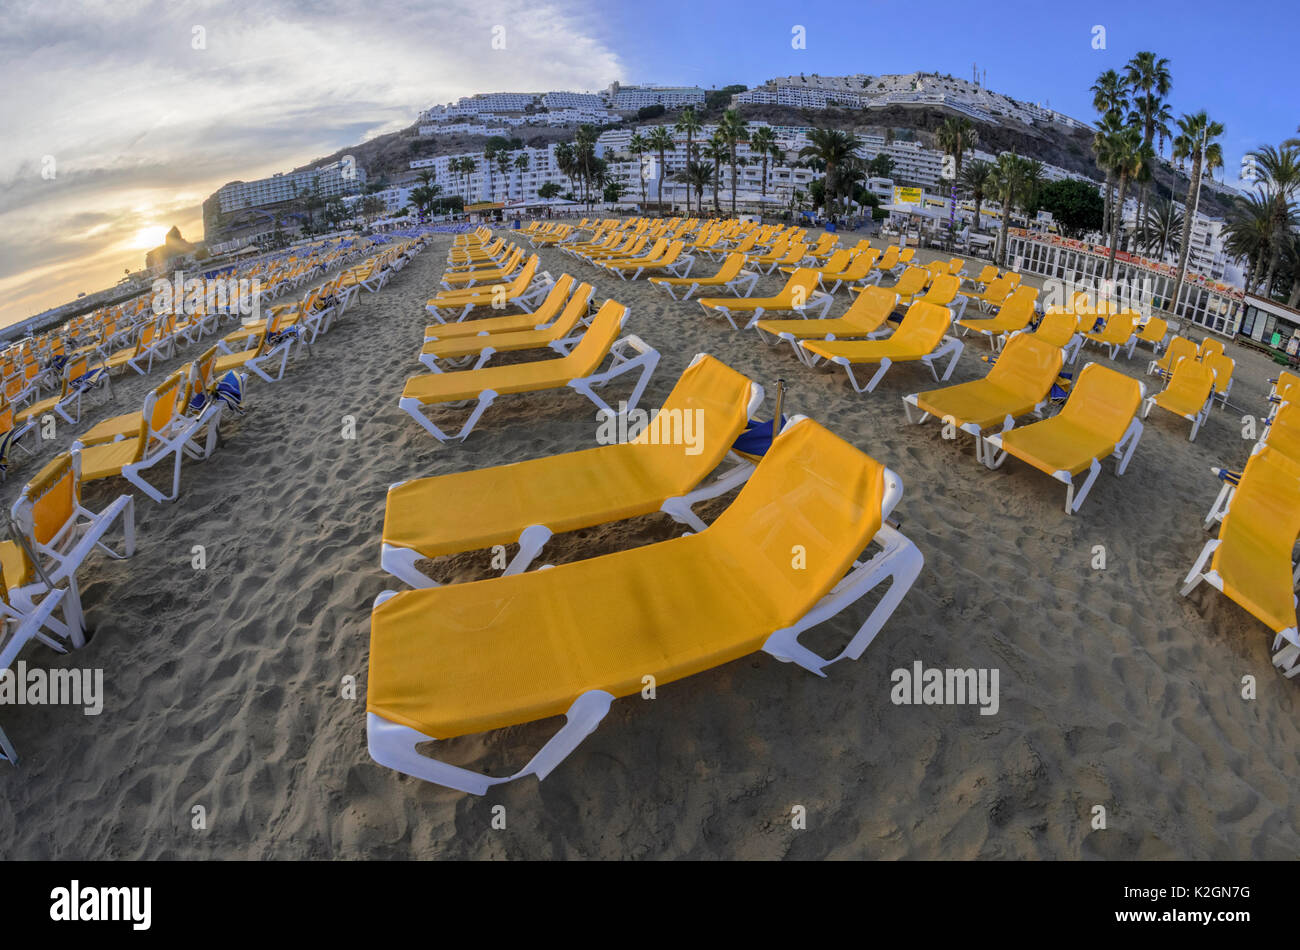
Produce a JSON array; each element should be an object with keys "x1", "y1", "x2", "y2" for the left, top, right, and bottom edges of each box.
[{"x1": 892, "y1": 186, "x2": 923, "y2": 206}]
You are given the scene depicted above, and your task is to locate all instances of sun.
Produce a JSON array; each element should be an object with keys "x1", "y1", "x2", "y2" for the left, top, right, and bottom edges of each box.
[{"x1": 132, "y1": 225, "x2": 168, "y2": 250}]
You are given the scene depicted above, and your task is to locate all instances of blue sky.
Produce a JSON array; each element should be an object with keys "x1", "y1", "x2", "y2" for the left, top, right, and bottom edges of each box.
[
  {"x1": 2, "y1": 0, "x2": 1293, "y2": 326},
  {"x1": 601, "y1": 0, "x2": 1294, "y2": 173}
]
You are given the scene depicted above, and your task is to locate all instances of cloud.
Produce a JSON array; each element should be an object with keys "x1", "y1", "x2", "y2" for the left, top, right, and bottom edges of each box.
[{"x1": 0, "y1": 0, "x2": 623, "y2": 326}]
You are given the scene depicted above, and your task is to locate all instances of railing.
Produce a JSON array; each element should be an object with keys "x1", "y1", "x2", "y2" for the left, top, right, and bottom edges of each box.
[{"x1": 1004, "y1": 229, "x2": 1243, "y2": 335}]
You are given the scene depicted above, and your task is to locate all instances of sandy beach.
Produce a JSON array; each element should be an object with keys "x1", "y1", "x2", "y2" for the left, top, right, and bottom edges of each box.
[{"x1": 2, "y1": 224, "x2": 1297, "y2": 861}]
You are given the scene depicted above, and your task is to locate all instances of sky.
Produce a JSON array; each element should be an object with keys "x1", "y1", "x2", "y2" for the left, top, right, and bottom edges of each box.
[{"x1": 2, "y1": 0, "x2": 1295, "y2": 328}]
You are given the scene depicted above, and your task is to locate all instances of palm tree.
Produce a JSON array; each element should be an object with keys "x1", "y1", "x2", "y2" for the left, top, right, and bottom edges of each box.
[
  {"x1": 574, "y1": 124, "x2": 599, "y2": 207},
  {"x1": 675, "y1": 106, "x2": 702, "y2": 214},
  {"x1": 1170, "y1": 111, "x2": 1225, "y2": 307},
  {"x1": 482, "y1": 146, "x2": 497, "y2": 202},
  {"x1": 798, "y1": 127, "x2": 861, "y2": 220},
  {"x1": 936, "y1": 116, "x2": 977, "y2": 233},
  {"x1": 1102, "y1": 125, "x2": 1152, "y2": 277},
  {"x1": 514, "y1": 152, "x2": 529, "y2": 201},
  {"x1": 645, "y1": 125, "x2": 675, "y2": 213},
  {"x1": 749, "y1": 126, "x2": 778, "y2": 213},
  {"x1": 628, "y1": 132, "x2": 649, "y2": 209},
  {"x1": 702, "y1": 133, "x2": 727, "y2": 214},
  {"x1": 675, "y1": 161, "x2": 714, "y2": 214},
  {"x1": 1091, "y1": 70, "x2": 1130, "y2": 235},
  {"x1": 717, "y1": 108, "x2": 749, "y2": 215},
  {"x1": 1247, "y1": 144, "x2": 1300, "y2": 295},
  {"x1": 1124, "y1": 52, "x2": 1173, "y2": 246},
  {"x1": 1142, "y1": 197, "x2": 1184, "y2": 261},
  {"x1": 1092, "y1": 111, "x2": 1126, "y2": 238},
  {"x1": 1222, "y1": 190, "x2": 1275, "y2": 294},
  {"x1": 554, "y1": 142, "x2": 577, "y2": 197},
  {"x1": 495, "y1": 150, "x2": 512, "y2": 202},
  {"x1": 990, "y1": 152, "x2": 1032, "y2": 266},
  {"x1": 959, "y1": 158, "x2": 994, "y2": 232}
]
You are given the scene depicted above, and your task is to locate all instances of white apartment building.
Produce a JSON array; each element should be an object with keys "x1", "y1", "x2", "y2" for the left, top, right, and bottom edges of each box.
[
  {"x1": 607, "y1": 83, "x2": 706, "y2": 112},
  {"x1": 544, "y1": 108, "x2": 618, "y2": 127},
  {"x1": 542, "y1": 91, "x2": 605, "y2": 110},
  {"x1": 215, "y1": 160, "x2": 366, "y2": 213}
]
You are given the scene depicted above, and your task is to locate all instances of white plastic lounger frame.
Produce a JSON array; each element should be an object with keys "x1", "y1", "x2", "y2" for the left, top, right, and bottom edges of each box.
[
  {"x1": 0, "y1": 588, "x2": 68, "y2": 765},
  {"x1": 366, "y1": 453, "x2": 924, "y2": 794},
  {"x1": 813, "y1": 336, "x2": 964, "y2": 394},
  {"x1": 983, "y1": 416, "x2": 1145, "y2": 513},
  {"x1": 399, "y1": 334, "x2": 660, "y2": 444}
]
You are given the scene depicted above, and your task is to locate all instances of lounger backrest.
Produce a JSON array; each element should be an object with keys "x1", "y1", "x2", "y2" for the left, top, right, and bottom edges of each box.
[
  {"x1": 1220, "y1": 447, "x2": 1300, "y2": 570},
  {"x1": 893, "y1": 267, "x2": 928, "y2": 296},
  {"x1": 21, "y1": 451, "x2": 79, "y2": 547},
  {"x1": 893, "y1": 301, "x2": 953, "y2": 350},
  {"x1": 924, "y1": 261, "x2": 947, "y2": 280},
  {"x1": 987, "y1": 332, "x2": 1064, "y2": 404},
  {"x1": 779, "y1": 269, "x2": 822, "y2": 304},
  {"x1": 711, "y1": 253, "x2": 744, "y2": 282},
  {"x1": 922, "y1": 275, "x2": 960, "y2": 307},
  {"x1": 1070, "y1": 291, "x2": 1091, "y2": 312},
  {"x1": 821, "y1": 250, "x2": 853, "y2": 273},
  {"x1": 506, "y1": 256, "x2": 539, "y2": 295},
  {"x1": 1167, "y1": 356, "x2": 1216, "y2": 402},
  {"x1": 632, "y1": 356, "x2": 755, "y2": 483},
  {"x1": 843, "y1": 287, "x2": 898, "y2": 333},
  {"x1": 983, "y1": 276, "x2": 1014, "y2": 300},
  {"x1": 1199, "y1": 338, "x2": 1225, "y2": 361},
  {"x1": 1059, "y1": 363, "x2": 1143, "y2": 443},
  {"x1": 1004, "y1": 273, "x2": 1022, "y2": 288},
  {"x1": 976, "y1": 265, "x2": 999, "y2": 283},
  {"x1": 1156, "y1": 336, "x2": 1196, "y2": 373},
  {"x1": 1139, "y1": 317, "x2": 1168, "y2": 342},
  {"x1": 562, "y1": 301, "x2": 626, "y2": 376},
  {"x1": 706, "y1": 418, "x2": 886, "y2": 627},
  {"x1": 994, "y1": 288, "x2": 1036, "y2": 329},
  {"x1": 948, "y1": 258, "x2": 965, "y2": 274},
  {"x1": 875, "y1": 247, "x2": 899, "y2": 270},
  {"x1": 1205, "y1": 353, "x2": 1235, "y2": 394},
  {"x1": 138, "y1": 371, "x2": 186, "y2": 456}
]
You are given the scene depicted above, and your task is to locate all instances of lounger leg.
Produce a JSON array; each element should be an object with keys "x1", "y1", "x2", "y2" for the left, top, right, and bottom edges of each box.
[
  {"x1": 837, "y1": 356, "x2": 891, "y2": 394},
  {"x1": 1179, "y1": 540, "x2": 1220, "y2": 596},
  {"x1": 366, "y1": 690, "x2": 615, "y2": 794},
  {"x1": 398, "y1": 391, "x2": 498, "y2": 443},
  {"x1": 659, "y1": 458, "x2": 756, "y2": 533},
  {"x1": 762, "y1": 525, "x2": 924, "y2": 676},
  {"x1": 1063, "y1": 460, "x2": 1102, "y2": 513}
]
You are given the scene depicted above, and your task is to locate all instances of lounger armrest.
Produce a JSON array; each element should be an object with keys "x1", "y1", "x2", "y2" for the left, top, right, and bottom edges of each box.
[
  {"x1": 366, "y1": 689, "x2": 615, "y2": 794},
  {"x1": 763, "y1": 522, "x2": 924, "y2": 676}
]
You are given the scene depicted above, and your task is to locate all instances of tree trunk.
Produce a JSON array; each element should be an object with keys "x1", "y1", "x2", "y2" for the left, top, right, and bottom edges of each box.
[
  {"x1": 658, "y1": 149, "x2": 666, "y2": 213},
  {"x1": 1107, "y1": 175, "x2": 1128, "y2": 278},
  {"x1": 1102, "y1": 174, "x2": 1113, "y2": 236},
  {"x1": 1171, "y1": 154, "x2": 1202, "y2": 312}
]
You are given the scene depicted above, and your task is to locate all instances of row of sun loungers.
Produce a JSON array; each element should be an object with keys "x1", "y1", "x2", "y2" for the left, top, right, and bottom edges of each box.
[
  {"x1": 0, "y1": 233, "x2": 433, "y2": 764},
  {"x1": 369, "y1": 226, "x2": 924, "y2": 792}
]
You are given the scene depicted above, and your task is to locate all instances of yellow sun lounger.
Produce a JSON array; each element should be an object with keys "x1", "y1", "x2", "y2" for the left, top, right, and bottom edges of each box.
[
  {"x1": 600, "y1": 240, "x2": 695, "y2": 281},
  {"x1": 365, "y1": 416, "x2": 923, "y2": 793},
  {"x1": 755, "y1": 286, "x2": 899, "y2": 361},
  {"x1": 1027, "y1": 309, "x2": 1084, "y2": 364},
  {"x1": 800, "y1": 301, "x2": 963, "y2": 393},
  {"x1": 956, "y1": 285, "x2": 1036, "y2": 348},
  {"x1": 1132, "y1": 316, "x2": 1169, "y2": 357},
  {"x1": 399, "y1": 300, "x2": 659, "y2": 443},
  {"x1": 1142, "y1": 355, "x2": 1215, "y2": 441},
  {"x1": 1083, "y1": 309, "x2": 1139, "y2": 360},
  {"x1": 957, "y1": 275, "x2": 1016, "y2": 313},
  {"x1": 983, "y1": 362, "x2": 1145, "y2": 512},
  {"x1": 697, "y1": 268, "x2": 833, "y2": 330},
  {"x1": 1181, "y1": 445, "x2": 1300, "y2": 677},
  {"x1": 382, "y1": 355, "x2": 763, "y2": 586},
  {"x1": 418, "y1": 283, "x2": 594, "y2": 371},
  {"x1": 649, "y1": 252, "x2": 758, "y2": 300},
  {"x1": 425, "y1": 256, "x2": 554, "y2": 323},
  {"x1": 423, "y1": 274, "x2": 578, "y2": 342},
  {"x1": 1147, "y1": 335, "x2": 1195, "y2": 378},
  {"x1": 816, "y1": 248, "x2": 880, "y2": 294},
  {"x1": 439, "y1": 247, "x2": 525, "y2": 289},
  {"x1": 902, "y1": 331, "x2": 1063, "y2": 464}
]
